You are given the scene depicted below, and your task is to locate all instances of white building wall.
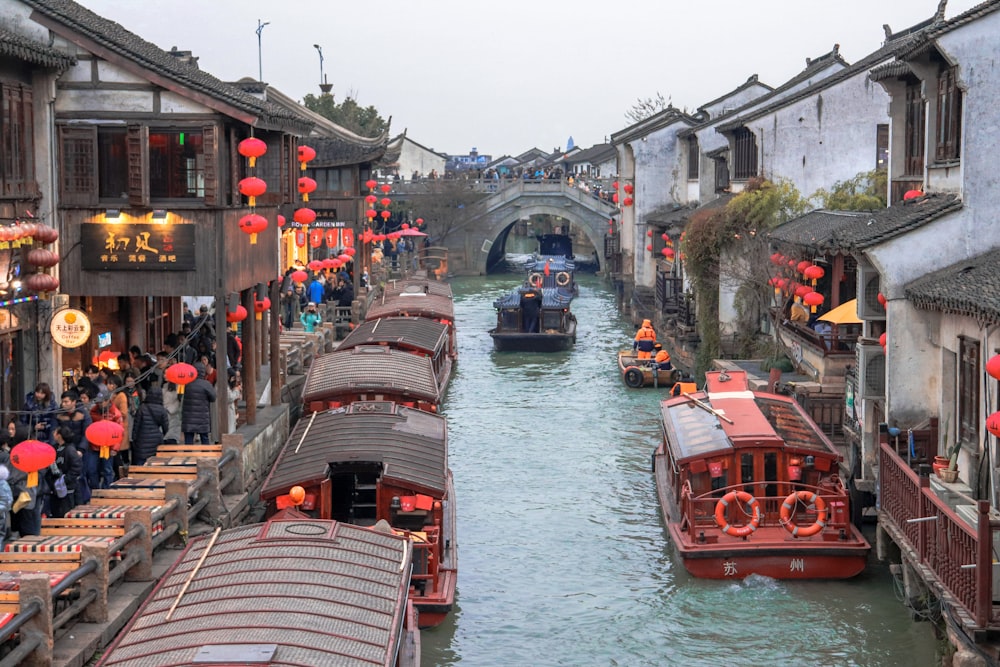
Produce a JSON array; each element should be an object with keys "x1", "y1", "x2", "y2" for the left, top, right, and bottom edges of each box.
[
  {"x1": 629, "y1": 123, "x2": 684, "y2": 288},
  {"x1": 398, "y1": 140, "x2": 445, "y2": 180},
  {"x1": 750, "y1": 72, "x2": 891, "y2": 200}
]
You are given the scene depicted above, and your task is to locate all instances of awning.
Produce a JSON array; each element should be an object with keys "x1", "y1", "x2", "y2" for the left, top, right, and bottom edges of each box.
[{"x1": 818, "y1": 299, "x2": 862, "y2": 325}]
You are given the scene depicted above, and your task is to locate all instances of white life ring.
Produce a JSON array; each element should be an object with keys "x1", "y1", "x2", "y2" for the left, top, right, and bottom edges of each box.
[
  {"x1": 528, "y1": 272, "x2": 543, "y2": 288},
  {"x1": 555, "y1": 271, "x2": 571, "y2": 287}
]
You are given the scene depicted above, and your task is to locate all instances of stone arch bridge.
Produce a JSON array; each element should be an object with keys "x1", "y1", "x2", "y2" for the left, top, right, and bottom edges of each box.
[{"x1": 394, "y1": 180, "x2": 618, "y2": 275}]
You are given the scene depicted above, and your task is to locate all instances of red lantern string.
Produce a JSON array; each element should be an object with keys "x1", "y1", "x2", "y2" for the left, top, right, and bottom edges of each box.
[
  {"x1": 298, "y1": 145, "x2": 316, "y2": 172},
  {"x1": 238, "y1": 137, "x2": 267, "y2": 168}
]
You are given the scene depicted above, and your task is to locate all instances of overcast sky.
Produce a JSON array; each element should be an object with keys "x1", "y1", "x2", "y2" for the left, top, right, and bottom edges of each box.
[{"x1": 76, "y1": 0, "x2": 979, "y2": 158}]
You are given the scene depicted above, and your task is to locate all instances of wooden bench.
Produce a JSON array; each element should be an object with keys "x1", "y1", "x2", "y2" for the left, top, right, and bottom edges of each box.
[
  {"x1": 89, "y1": 487, "x2": 170, "y2": 507},
  {"x1": 0, "y1": 553, "x2": 82, "y2": 573},
  {"x1": 154, "y1": 444, "x2": 223, "y2": 458},
  {"x1": 124, "y1": 464, "x2": 199, "y2": 481}
]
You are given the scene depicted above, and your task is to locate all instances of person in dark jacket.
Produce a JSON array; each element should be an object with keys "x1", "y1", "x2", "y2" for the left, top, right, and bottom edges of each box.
[
  {"x1": 131, "y1": 386, "x2": 170, "y2": 466},
  {"x1": 182, "y1": 362, "x2": 216, "y2": 444},
  {"x1": 48, "y1": 426, "x2": 81, "y2": 518},
  {"x1": 21, "y1": 382, "x2": 58, "y2": 444}
]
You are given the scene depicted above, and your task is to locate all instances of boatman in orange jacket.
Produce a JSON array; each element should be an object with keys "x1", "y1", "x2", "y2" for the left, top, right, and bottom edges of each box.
[
  {"x1": 633, "y1": 319, "x2": 657, "y2": 360},
  {"x1": 654, "y1": 345, "x2": 672, "y2": 371}
]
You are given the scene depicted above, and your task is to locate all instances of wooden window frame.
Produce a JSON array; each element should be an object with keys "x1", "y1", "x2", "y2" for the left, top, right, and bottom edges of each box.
[
  {"x1": 904, "y1": 81, "x2": 925, "y2": 177},
  {"x1": 732, "y1": 128, "x2": 757, "y2": 180},
  {"x1": 958, "y1": 336, "x2": 979, "y2": 447},
  {"x1": 714, "y1": 157, "x2": 729, "y2": 193},
  {"x1": 876, "y1": 124, "x2": 889, "y2": 171},
  {"x1": 687, "y1": 137, "x2": 699, "y2": 180},
  {"x1": 935, "y1": 66, "x2": 962, "y2": 162},
  {"x1": 1, "y1": 82, "x2": 36, "y2": 198}
]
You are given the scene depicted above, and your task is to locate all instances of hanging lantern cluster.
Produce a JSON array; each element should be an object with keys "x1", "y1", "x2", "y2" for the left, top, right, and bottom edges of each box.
[
  {"x1": 15, "y1": 220, "x2": 62, "y2": 298},
  {"x1": 767, "y1": 252, "x2": 831, "y2": 312},
  {"x1": 238, "y1": 135, "x2": 269, "y2": 244}
]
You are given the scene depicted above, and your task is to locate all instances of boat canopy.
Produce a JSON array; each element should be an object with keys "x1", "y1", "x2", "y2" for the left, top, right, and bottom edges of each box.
[{"x1": 493, "y1": 286, "x2": 573, "y2": 309}]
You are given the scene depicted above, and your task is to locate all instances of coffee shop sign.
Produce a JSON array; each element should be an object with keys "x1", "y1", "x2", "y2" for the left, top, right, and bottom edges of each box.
[{"x1": 50, "y1": 308, "x2": 91, "y2": 348}]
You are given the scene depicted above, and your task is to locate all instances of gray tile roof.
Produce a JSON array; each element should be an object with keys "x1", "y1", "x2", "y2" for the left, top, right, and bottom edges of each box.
[
  {"x1": 906, "y1": 250, "x2": 1000, "y2": 325},
  {"x1": 0, "y1": 27, "x2": 75, "y2": 70},
  {"x1": 646, "y1": 194, "x2": 733, "y2": 228},
  {"x1": 768, "y1": 193, "x2": 961, "y2": 252},
  {"x1": 24, "y1": 0, "x2": 310, "y2": 132}
]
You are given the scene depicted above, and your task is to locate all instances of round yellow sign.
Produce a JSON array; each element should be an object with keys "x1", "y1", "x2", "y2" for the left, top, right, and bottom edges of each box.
[{"x1": 50, "y1": 308, "x2": 92, "y2": 348}]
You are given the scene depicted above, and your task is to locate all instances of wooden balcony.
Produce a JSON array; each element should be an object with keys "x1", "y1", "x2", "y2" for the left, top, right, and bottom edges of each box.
[{"x1": 878, "y1": 440, "x2": 1000, "y2": 634}]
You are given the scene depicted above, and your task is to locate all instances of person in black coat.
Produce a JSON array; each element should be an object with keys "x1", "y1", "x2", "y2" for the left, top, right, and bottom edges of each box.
[
  {"x1": 181, "y1": 362, "x2": 216, "y2": 444},
  {"x1": 48, "y1": 426, "x2": 82, "y2": 519},
  {"x1": 131, "y1": 386, "x2": 170, "y2": 466}
]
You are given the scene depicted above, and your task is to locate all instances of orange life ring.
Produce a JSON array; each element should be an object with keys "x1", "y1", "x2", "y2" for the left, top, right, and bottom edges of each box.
[
  {"x1": 555, "y1": 271, "x2": 571, "y2": 287},
  {"x1": 714, "y1": 490, "x2": 762, "y2": 537},
  {"x1": 528, "y1": 272, "x2": 543, "y2": 288},
  {"x1": 779, "y1": 490, "x2": 828, "y2": 537}
]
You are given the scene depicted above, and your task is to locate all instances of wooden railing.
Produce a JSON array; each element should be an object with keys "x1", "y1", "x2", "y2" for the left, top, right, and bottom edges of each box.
[
  {"x1": 878, "y1": 441, "x2": 999, "y2": 629},
  {"x1": 780, "y1": 317, "x2": 859, "y2": 357}
]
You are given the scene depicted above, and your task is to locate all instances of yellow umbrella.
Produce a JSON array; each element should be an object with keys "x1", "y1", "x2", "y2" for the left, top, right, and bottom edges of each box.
[{"x1": 818, "y1": 299, "x2": 862, "y2": 325}]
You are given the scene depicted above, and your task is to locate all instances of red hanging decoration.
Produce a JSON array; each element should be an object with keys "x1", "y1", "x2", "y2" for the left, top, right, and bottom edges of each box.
[
  {"x1": 325, "y1": 229, "x2": 339, "y2": 247},
  {"x1": 380, "y1": 184, "x2": 392, "y2": 194},
  {"x1": 238, "y1": 177, "x2": 267, "y2": 207},
  {"x1": 293, "y1": 208, "x2": 316, "y2": 225},
  {"x1": 298, "y1": 177, "x2": 317, "y2": 202},
  {"x1": 623, "y1": 183, "x2": 634, "y2": 194},
  {"x1": 10, "y1": 440, "x2": 56, "y2": 488},
  {"x1": 226, "y1": 305, "x2": 248, "y2": 332},
  {"x1": 165, "y1": 362, "x2": 198, "y2": 395},
  {"x1": 238, "y1": 213, "x2": 268, "y2": 244},
  {"x1": 987, "y1": 411, "x2": 1000, "y2": 438},
  {"x1": 612, "y1": 181, "x2": 619, "y2": 190},
  {"x1": 26, "y1": 248, "x2": 59, "y2": 268},
  {"x1": 238, "y1": 137, "x2": 267, "y2": 167},
  {"x1": 366, "y1": 209, "x2": 377, "y2": 220},
  {"x1": 366, "y1": 179, "x2": 378, "y2": 191},
  {"x1": 365, "y1": 194, "x2": 378, "y2": 205},
  {"x1": 415, "y1": 218, "x2": 424, "y2": 226},
  {"x1": 380, "y1": 210, "x2": 391, "y2": 220},
  {"x1": 797, "y1": 260, "x2": 812, "y2": 274},
  {"x1": 254, "y1": 296, "x2": 271, "y2": 320},
  {"x1": 297, "y1": 145, "x2": 316, "y2": 171},
  {"x1": 277, "y1": 214, "x2": 286, "y2": 228},
  {"x1": 295, "y1": 230, "x2": 306, "y2": 247},
  {"x1": 85, "y1": 421, "x2": 124, "y2": 460},
  {"x1": 34, "y1": 225, "x2": 59, "y2": 244},
  {"x1": 307, "y1": 259, "x2": 323, "y2": 272},
  {"x1": 623, "y1": 197, "x2": 634, "y2": 207},
  {"x1": 380, "y1": 197, "x2": 391, "y2": 208},
  {"x1": 342, "y1": 229, "x2": 354, "y2": 247},
  {"x1": 291, "y1": 270, "x2": 309, "y2": 284},
  {"x1": 986, "y1": 354, "x2": 1000, "y2": 381},
  {"x1": 612, "y1": 193, "x2": 619, "y2": 204},
  {"x1": 646, "y1": 244, "x2": 653, "y2": 252},
  {"x1": 310, "y1": 229, "x2": 323, "y2": 248},
  {"x1": 879, "y1": 332, "x2": 887, "y2": 348},
  {"x1": 25, "y1": 272, "x2": 58, "y2": 298}
]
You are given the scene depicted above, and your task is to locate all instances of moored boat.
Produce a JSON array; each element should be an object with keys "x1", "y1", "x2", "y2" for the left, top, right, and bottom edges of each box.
[
  {"x1": 652, "y1": 369, "x2": 870, "y2": 580},
  {"x1": 260, "y1": 402, "x2": 457, "y2": 628},
  {"x1": 524, "y1": 255, "x2": 577, "y2": 295},
  {"x1": 339, "y1": 316, "x2": 455, "y2": 388},
  {"x1": 489, "y1": 285, "x2": 576, "y2": 352},
  {"x1": 618, "y1": 349, "x2": 697, "y2": 390},
  {"x1": 367, "y1": 280, "x2": 456, "y2": 354},
  {"x1": 96, "y1": 510, "x2": 420, "y2": 667}
]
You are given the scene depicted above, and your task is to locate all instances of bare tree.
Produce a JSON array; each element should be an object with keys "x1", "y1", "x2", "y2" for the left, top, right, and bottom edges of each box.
[
  {"x1": 405, "y1": 180, "x2": 489, "y2": 246},
  {"x1": 625, "y1": 92, "x2": 670, "y2": 123}
]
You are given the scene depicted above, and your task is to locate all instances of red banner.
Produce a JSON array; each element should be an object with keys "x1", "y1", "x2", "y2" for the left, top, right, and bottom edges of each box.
[
  {"x1": 325, "y1": 229, "x2": 339, "y2": 247},
  {"x1": 295, "y1": 230, "x2": 306, "y2": 247},
  {"x1": 310, "y1": 229, "x2": 323, "y2": 248},
  {"x1": 342, "y1": 228, "x2": 354, "y2": 247}
]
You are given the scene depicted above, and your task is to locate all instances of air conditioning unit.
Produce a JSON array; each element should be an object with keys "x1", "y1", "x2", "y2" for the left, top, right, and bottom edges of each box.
[
  {"x1": 857, "y1": 264, "x2": 886, "y2": 320},
  {"x1": 856, "y1": 342, "x2": 886, "y2": 399}
]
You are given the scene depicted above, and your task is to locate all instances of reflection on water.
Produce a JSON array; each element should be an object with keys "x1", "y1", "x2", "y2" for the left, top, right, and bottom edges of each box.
[{"x1": 424, "y1": 275, "x2": 938, "y2": 667}]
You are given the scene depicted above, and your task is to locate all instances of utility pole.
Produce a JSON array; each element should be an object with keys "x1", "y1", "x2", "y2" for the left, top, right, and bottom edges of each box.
[
  {"x1": 314, "y1": 44, "x2": 333, "y2": 95},
  {"x1": 256, "y1": 19, "x2": 270, "y2": 82}
]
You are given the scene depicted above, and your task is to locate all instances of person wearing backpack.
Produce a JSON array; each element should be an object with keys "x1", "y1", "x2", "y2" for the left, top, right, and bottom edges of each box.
[{"x1": 131, "y1": 387, "x2": 170, "y2": 467}]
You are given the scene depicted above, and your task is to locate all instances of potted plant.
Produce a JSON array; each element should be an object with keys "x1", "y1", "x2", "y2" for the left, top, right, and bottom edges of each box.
[{"x1": 939, "y1": 421, "x2": 960, "y2": 483}]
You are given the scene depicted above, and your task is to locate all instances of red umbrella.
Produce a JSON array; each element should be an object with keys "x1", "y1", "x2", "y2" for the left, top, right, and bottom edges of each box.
[{"x1": 396, "y1": 228, "x2": 427, "y2": 237}]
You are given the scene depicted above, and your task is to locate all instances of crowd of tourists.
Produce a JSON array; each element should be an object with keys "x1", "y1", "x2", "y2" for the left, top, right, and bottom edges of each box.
[{"x1": 0, "y1": 305, "x2": 243, "y2": 548}]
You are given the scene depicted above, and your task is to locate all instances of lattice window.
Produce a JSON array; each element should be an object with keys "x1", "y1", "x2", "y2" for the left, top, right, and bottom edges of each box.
[
  {"x1": 935, "y1": 66, "x2": 962, "y2": 162},
  {"x1": 733, "y1": 128, "x2": 757, "y2": 180},
  {"x1": 904, "y1": 82, "x2": 925, "y2": 177},
  {"x1": 2, "y1": 83, "x2": 35, "y2": 197},
  {"x1": 958, "y1": 336, "x2": 979, "y2": 446},
  {"x1": 687, "y1": 137, "x2": 699, "y2": 180}
]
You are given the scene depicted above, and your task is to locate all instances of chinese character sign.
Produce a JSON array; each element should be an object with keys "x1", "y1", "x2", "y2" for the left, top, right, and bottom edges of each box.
[
  {"x1": 50, "y1": 308, "x2": 92, "y2": 348},
  {"x1": 81, "y1": 224, "x2": 195, "y2": 271}
]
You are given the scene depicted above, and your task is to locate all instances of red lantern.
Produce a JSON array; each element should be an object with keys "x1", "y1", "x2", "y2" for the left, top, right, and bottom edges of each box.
[
  {"x1": 291, "y1": 270, "x2": 308, "y2": 284},
  {"x1": 238, "y1": 177, "x2": 267, "y2": 207},
  {"x1": 401, "y1": 223, "x2": 410, "y2": 230},
  {"x1": 254, "y1": 296, "x2": 271, "y2": 319},
  {"x1": 794, "y1": 284, "x2": 811, "y2": 298},
  {"x1": 380, "y1": 197, "x2": 391, "y2": 208},
  {"x1": 338, "y1": 253, "x2": 351, "y2": 264},
  {"x1": 770, "y1": 253, "x2": 783, "y2": 265},
  {"x1": 310, "y1": 229, "x2": 323, "y2": 248},
  {"x1": 365, "y1": 194, "x2": 378, "y2": 205},
  {"x1": 879, "y1": 332, "x2": 887, "y2": 348},
  {"x1": 987, "y1": 411, "x2": 1000, "y2": 438},
  {"x1": 34, "y1": 225, "x2": 59, "y2": 244},
  {"x1": 24, "y1": 272, "x2": 58, "y2": 297},
  {"x1": 903, "y1": 189, "x2": 924, "y2": 201},
  {"x1": 226, "y1": 304, "x2": 248, "y2": 331},
  {"x1": 986, "y1": 354, "x2": 1000, "y2": 381},
  {"x1": 297, "y1": 145, "x2": 316, "y2": 171},
  {"x1": 165, "y1": 362, "x2": 198, "y2": 395},
  {"x1": 380, "y1": 184, "x2": 392, "y2": 194},
  {"x1": 238, "y1": 213, "x2": 268, "y2": 244},
  {"x1": 661, "y1": 247, "x2": 669, "y2": 256},
  {"x1": 293, "y1": 208, "x2": 316, "y2": 226},
  {"x1": 238, "y1": 137, "x2": 267, "y2": 167},
  {"x1": 803, "y1": 265, "x2": 825, "y2": 283},
  {"x1": 646, "y1": 244, "x2": 653, "y2": 252},
  {"x1": 415, "y1": 218, "x2": 424, "y2": 226},
  {"x1": 277, "y1": 214, "x2": 286, "y2": 228},
  {"x1": 344, "y1": 246, "x2": 356, "y2": 256},
  {"x1": 85, "y1": 421, "x2": 124, "y2": 459},
  {"x1": 366, "y1": 209, "x2": 377, "y2": 220},
  {"x1": 877, "y1": 292, "x2": 887, "y2": 307},
  {"x1": 365, "y1": 179, "x2": 378, "y2": 191},
  {"x1": 796, "y1": 260, "x2": 812, "y2": 274},
  {"x1": 664, "y1": 248, "x2": 675, "y2": 260},
  {"x1": 381, "y1": 210, "x2": 391, "y2": 220},
  {"x1": 624, "y1": 183, "x2": 634, "y2": 194},
  {"x1": 10, "y1": 439, "x2": 55, "y2": 488},
  {"x1": 803, "y1": 291, "x2": 824, "y2": 312},
  {"x1": 612, "y1": 193, "x2": 619, "y2": 204},
  {"x1": 612, "y1": 181, "x2": 619, "y2": 190},
  {"x1": 623, "y1": 196, "x2": 634, "y2": 207},
  {"x1": 26, "y1": 248, "x2": 59, "y2": 268},
  {"x1": 298, "y1": 177, "x2": 317, "y2": 202},
  {"x1": 307, "y1": 259, "x2": 323, "y2": 272}
]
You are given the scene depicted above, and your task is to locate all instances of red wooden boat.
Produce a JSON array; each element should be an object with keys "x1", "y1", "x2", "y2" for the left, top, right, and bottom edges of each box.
[
  {"x1": 338, "y1": 316, "x2": 454, "y2": 391},
  {"x1": 652, "y1": 369, "x2": 870, "y2": 580},
  {"x1": 260, "y1": 401, "x2": 457, "y2": 628},
  {"x1": 367, "y1": 280, "x2": 456, "y2": 356}
]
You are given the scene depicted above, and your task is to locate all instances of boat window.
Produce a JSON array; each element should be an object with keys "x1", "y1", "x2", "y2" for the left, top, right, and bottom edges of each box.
[
  {"x1": 740, "y1": 453, "x2": 754, "y2": 489},
  {"x1": 542, "y1": 312, "x2": 562, "y2": 329},
  {"x1": 764, "y1": 452, "x2": 777, "y2": 499},
  {"x1": 501, "y1": 310, "x2": 519, "y2": 329},
  {"x1": 710, "y1": 472, "x2": 727, "y2": 496}
]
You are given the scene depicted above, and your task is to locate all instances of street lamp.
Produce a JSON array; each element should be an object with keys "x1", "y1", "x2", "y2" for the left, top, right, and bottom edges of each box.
[
  {"x1": 256, "y1": 19, "x2": 270, "y2": 82},
  {"x1": 314, "y1": 44, "x2": 332, "y2": 95}
]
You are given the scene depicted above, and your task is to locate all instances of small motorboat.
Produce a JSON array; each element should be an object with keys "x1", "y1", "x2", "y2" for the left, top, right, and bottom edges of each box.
[
  {"x1": 489, "y1": 285, "x2": 576, "y2": 352},
  {"x1": 618, "y1": 349, "x2": 696, "y2": 390}
]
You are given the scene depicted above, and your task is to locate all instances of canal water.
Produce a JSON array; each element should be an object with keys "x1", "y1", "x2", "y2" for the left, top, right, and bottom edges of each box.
[{"x1": 422, "y1": 274, "x2": 940, "y2": 667}]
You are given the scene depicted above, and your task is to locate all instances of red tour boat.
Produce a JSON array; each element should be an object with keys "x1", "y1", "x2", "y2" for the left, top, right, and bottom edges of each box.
[{"x1": 652, "y1": 369, "x2": 870, "y2": 579}]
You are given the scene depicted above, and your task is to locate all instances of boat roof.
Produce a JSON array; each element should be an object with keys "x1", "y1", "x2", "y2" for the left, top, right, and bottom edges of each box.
[
  {"x1": 524, "y1": 256, "x2": 575, "y2": 272},
  {"x1": 493, "y1": 286, "x2": 574, "y2": 309},
  {"x1": 660, "y1": 370, "x2": 838, "y2": 461},
  {"x1": 366, "y1": 291, "x2": 455, "y2": 322},
  {"x1": 97, "y1": 513, "x2": 412, "y2": 667},
  {"x1": 302, "y1": 346, "x2": 441, "y2": 405},
  {"x1": 261, "y1": 402, "x2": 449, "y2": 498},
  {"x1": 382, "y1": 278, "x2": 453, "y2": 300},
  {"x1": 337, "y1": 317, "x2": 449, "y2": 356}
]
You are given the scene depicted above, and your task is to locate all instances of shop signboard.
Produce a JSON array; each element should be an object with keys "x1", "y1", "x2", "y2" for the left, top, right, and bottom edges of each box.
[{"x1": 80, "y1": 224, "x2": 195, "y2": 270}]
